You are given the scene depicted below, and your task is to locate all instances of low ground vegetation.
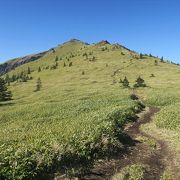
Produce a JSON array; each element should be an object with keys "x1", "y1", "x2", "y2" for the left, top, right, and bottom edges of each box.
[{"x1": 0, "y1": 40, "x2": 180, "y2": 179}]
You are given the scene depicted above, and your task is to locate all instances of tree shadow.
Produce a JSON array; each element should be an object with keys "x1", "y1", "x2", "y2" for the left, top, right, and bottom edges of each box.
[{"x1": 0, "y1": 102, "x2": 15, "y2": 107}]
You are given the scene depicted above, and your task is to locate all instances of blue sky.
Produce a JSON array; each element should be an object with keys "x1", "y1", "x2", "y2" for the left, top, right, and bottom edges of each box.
[{"x1": 0, "y1": 0, "x2": 180, "y2": 63}]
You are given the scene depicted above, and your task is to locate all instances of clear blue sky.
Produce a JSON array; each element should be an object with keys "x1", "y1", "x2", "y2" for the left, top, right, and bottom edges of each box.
[{"x1": 0, "y1": 0, "x2": 180, "y2": 63}]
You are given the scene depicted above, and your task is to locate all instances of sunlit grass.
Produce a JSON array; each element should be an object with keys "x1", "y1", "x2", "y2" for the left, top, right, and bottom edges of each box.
[{"x1": 0, "y1": 40, "x2": 180, "y2": 179}]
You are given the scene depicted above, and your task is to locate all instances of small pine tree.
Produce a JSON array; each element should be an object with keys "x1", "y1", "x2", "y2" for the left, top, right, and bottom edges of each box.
[
  {"x1": 154, "y1": 60, "x2": 158, "y2": 66},
  {"x1": 160, "y1": 56, "x2": 164, "y2": 62},
  {"x1": 51, "y1": 48, "x2": 55, "y2": 53},
  {"x1": 150, "y1": 74, "x2": 155, "y2": 77},
  {"x1": 50, "y1": 64, "x2": 57, "y2": 70},
  {"x1": 20, "y1": 71, "x2": 24, "y2": 79},
  {"x1": 92, "y1": 56, "x2": 96, "y2": 61},
  {"x1": 83, "y1": 52, "x2": 87, "y2": 57},
  {"x1": 69, "y1": 62, "x2": 72, "y2": 67},
  {"x1": 122, "y1": 76, "x2": 129, "y2": 88},
  {"x1": 11, "y1": 74, "x2": 17, "y2": 82},
  {"x1": 38, "y1": 67, "x2": 41, "y2": 72},
  {"x1": 63, "y1": 62, "x2": 66, "y2": 67},
  {"x1": 28, "y1": 67, "x2": 31, "y2": 74},
  {"x1": 82, "y1": 71, "x2": 85, "y2": 75},
  {"x1": 134, "y1": 76, "x2": 146, "y2": 88},
  {"x1": 0, "y1": 77, "x2": 12, "y2": 101},
  {"x1": 45, "y1": 66, "x2": 49, "y2": 69},
  {"x1": 101, "y1": 47, "x2": 105, "y2": 51},
  {"x1": 140, "y1": 53, "x2": 143, "y2": 59},
  {"x1": 5, "y1": 74, "x2": 10, "y2": 86},
  {"x1": 26, "y1": 75, "x2": 30, "y2": 80},
  {"x1": 35, "y1": 78, "x2": 42, "y2": 91},
  {"x1": 21, "y1": 74, "x2": 28, "y2": 82},
  {"x1": 55, "y1": 56, "x2": 59, "y2": 62},
  {"x1": 83, "y1": 53, "x2": 88, "y2": 60}
]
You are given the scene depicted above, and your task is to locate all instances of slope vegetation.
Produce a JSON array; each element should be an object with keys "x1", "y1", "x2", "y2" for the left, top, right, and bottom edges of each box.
[{"x1": 0, "y1": 39, "x2": 179, "y2": 179}]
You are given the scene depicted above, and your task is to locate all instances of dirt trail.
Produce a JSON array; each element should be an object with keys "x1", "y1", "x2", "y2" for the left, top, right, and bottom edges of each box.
[{"x1": 78, "y1": 107, "x2": 174, "y2": 180}]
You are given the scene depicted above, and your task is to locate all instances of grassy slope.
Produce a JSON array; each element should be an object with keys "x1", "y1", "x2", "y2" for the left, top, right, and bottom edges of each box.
[{"x1": 0, "y1": 40, "x2": 180, "y2": 179}]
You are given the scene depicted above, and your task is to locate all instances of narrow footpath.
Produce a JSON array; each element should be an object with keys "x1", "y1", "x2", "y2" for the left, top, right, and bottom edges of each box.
[{"x1": 79, "y1": 107, "x2": 173, "y2": 180}]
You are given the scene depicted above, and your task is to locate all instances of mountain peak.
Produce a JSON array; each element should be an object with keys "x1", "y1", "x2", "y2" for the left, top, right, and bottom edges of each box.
[
  {"x1": 96, "y1": 40, "x2": 110, "y2": 46},
  {"x1": 62, "y1": 39, "x2": 89, "y2": 45},
  {"x1": 69, "y1": 38, "x2": 82, "y2": 43}
]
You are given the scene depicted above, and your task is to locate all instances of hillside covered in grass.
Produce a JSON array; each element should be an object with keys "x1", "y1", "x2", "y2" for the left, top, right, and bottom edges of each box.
[{"x1": 0, "y1": 39, "x2": 180, "y2": 179}]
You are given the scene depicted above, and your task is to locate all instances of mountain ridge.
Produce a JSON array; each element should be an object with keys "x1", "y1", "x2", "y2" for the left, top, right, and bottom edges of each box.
[
  {"x1": 0, "y1": 39, "x2": 134, "y2": 75},
  {"x1": 0, "y1": 49, "x2": 53, "y2": 75}
]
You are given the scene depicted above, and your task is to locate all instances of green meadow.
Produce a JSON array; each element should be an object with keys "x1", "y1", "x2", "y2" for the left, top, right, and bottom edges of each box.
[{"x1": 0, "y1": 40, "x2": 180, "y2": 179}]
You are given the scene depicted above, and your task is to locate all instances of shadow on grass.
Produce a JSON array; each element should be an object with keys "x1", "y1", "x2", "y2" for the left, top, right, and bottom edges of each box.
[
  {"x1": 34, "y1": 155, "x2": 94, "y2": 180},
  {"x1": 34, "y1": 131, "x2": 140, "y2": 180},
  {"x1": 0, "y1": 102, "x2": 15, "y2": 107},
  {"x1": 32, "y1": 102, "x2": 145, "y2": 180}
]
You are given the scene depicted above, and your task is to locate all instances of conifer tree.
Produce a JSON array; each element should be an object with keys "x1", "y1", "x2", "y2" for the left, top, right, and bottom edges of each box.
[
  {"x1": 0, "y1": 77, "x2": 12, "y2": 101},
  {"x1": 35, "y1": 78, "x2": 42, "y2": 91},
  {"x1": 150, "y1": 74, "x2": 155, "y2": 77},
  {"x1": 11, "y1": 74, "x2": 17, "y2": 82},
  {"x1": 160, "y1": 56, "x2": 164, "y2": 62},
  {"x1": 122, "y1": 76, "x2": 129, "y2": 88},
  {"x1": 5, "y1": 74, "x2": 10, "y2": 86},
  {"x1": 119, "y1": 78, "x2": 123, "y2": 83},
  {"x1": 154, "y1": 60, "x2": 158, "y2": 66},
  {"x1": 21, "y1": 74, "x2": 28, "y2": 82},
  {"x1": 134, "y1": 76, "x2": 146, "y2": 88},
  {"x1": 55, "y1": 56, "x2": 59, "y2": 62},
  {"x1": 51, "y1": 48, "x2": 55, "y2": 53},
  {"x1": 28, "y1": 67, "x2": 31, "y2": 74},
  {"x1": 69, "y1": 62, "x2": 72, "y2": 67},
  {"x1": 83, "y1": 52, "x2": 88, "y2": 60},
  {"x1": 140, "y1": 53, "x2": 143, "y2": 59},
  {"x1": 38, "y1": 67, "x2": 41, "y2": 72}
]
